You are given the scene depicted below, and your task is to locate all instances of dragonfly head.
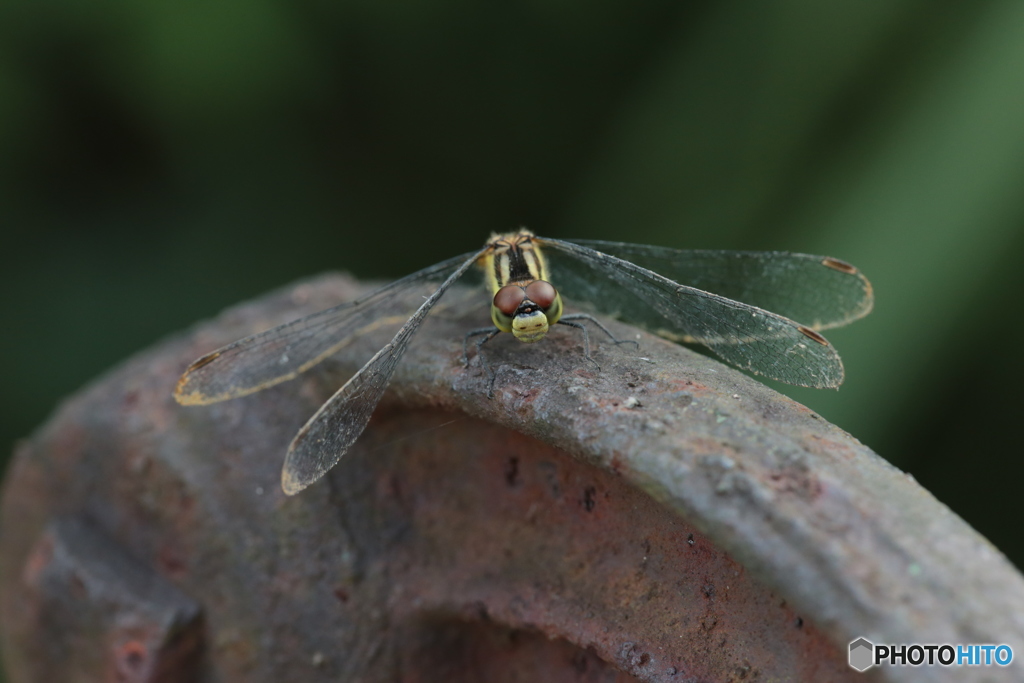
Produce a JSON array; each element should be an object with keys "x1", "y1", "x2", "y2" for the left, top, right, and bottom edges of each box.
[{"x1": 492, "y1": 280, "x2": 563, "y2": 343}]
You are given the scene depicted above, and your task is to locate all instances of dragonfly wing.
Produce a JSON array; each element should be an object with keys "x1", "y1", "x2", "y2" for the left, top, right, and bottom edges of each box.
[
  {"x1": 540, "y1": 238, "x2": 845, "y2": 388},
  {"x1": 565, "y1": 240, "x2": 872, "y2": 331},
  {"x1": 281, "y1": 246, "x2": 489, "y2": 495},
  {"x1": 174, "y1": 250, "x2": 480, "y2": 405}
]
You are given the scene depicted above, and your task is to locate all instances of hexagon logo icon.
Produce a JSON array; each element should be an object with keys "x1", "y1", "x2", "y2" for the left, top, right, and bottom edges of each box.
[{"x1": 849, "y1": 637, "x2": 874, "y2": 671}]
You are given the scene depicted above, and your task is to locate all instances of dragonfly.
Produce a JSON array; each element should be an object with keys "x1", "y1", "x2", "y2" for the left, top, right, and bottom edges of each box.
[{"x1": 174, "y1": 229, "x2": 872, "y2": 495}]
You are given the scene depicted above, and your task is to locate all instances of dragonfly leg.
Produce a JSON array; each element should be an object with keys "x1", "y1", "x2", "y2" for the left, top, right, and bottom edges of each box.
[
  {"x1": 555, "y1": 319, "x2": 601, "y2": 371},
  {"x1": 474, "y1": 329, "x2": 503, "y2": 397},
  {"x1": 559, "y1": 314, "x2": 640, "y2": 349},
  {"x1": 463, "y1": 326, "x2": 499, "y2": 368}
]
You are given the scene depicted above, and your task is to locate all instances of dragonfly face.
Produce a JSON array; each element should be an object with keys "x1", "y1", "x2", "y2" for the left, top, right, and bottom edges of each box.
[
  {"x1": 174, "y1": 229, "x2": 873, "y2": 495},
  {"x1": 484, "y1": 231, "x2": 564, "y2": 343}
]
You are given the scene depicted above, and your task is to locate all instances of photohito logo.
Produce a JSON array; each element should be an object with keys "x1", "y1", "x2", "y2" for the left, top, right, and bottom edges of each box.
[{"x1": 849, "y1": 638, "x2": 1013, "y2": 672}]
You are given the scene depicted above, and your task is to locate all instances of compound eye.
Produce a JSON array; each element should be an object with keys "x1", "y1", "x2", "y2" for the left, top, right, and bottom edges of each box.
[
  {"x1": 494, "y1": 285, "x2": 527, "y2": 316},
  {"x1": 525, "y1": 280, "x2": 557, "y2": 310}
]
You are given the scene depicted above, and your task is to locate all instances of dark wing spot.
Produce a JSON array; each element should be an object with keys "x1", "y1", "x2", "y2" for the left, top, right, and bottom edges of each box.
[
  {"x1": 798, "y1": 326, "x2": 829, "y2": 345},
  {"x1": 186, "y1": 351, "x2": 221, "y2": 372},
  {"x1": 821, "y1": 257, "x2": 858, "y2": 274}
]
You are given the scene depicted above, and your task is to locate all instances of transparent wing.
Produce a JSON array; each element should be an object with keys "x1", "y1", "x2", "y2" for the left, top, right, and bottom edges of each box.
[
  {"x1": 281, "y1": 246, "x2": 489, "y2": 495},
  {"x1": 174, "y1": 250, "x2": 480, "y2": 406},
  {"x1": 566, "y1": 240, "x2": 872, "y2": 330},
  {"x1": 539, "y1": 238, "x2": 846, "y2": 389}
]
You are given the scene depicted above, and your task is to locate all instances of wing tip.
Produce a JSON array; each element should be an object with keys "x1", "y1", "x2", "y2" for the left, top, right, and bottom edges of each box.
[
  {"x1": 173, "y1": 389, "x2": 203, "y2": 406},
  {"x1": 281, "y1": 428, "x2": 321, "y2": 496},
  {"x1": 173, "y1": 376, "x2": 223, "y2": 406},
  {"x1": 280, "y1": 468, "x2": 308, "y2": 496},
  {"x1": 819, "y1": 256, "x2": 875, "y2": 326},
  {"x1": 173, "y1": 376, "x2": 205, "y2": 406},
  {"x1": 173, "y1": 351, "x2": 223, "y2": 405}
]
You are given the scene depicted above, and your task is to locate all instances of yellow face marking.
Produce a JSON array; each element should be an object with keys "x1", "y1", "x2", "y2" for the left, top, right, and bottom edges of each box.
[{"x1": 512, "y1": 310, "x2": 549, "y2": 342}]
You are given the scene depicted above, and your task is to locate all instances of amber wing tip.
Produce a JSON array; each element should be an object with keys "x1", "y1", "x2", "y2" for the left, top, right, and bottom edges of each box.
[
  {"x1": 280, "y1": 468, "x2": 308, "y2": 496},
  {"x1": 173, "y1": 375, "x2": 196, "y2": 405},
  {"x1": 172, "y1": 351, "x2": 224, "y2": 405},
  {"x1": 173, "y1": 372, "x2": 212, "y2": 406}
]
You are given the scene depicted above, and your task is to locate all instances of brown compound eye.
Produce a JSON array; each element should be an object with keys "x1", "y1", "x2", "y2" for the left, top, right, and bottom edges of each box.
[
  {"x1": 494, "y1": 285, "x2": 527, "y2": 316},
  {"x1": 525, "y1": 280, "x2": 556, "y2": 309}
]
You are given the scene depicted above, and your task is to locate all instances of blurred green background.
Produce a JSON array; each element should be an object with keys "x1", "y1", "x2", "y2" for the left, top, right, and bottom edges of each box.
[{"x1": 2, "y1": 0, "x2": 1023, "y2": 649}]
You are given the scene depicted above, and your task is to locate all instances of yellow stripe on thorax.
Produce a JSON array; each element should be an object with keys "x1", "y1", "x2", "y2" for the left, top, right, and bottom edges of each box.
[{"x1": 482, "y1": 229, "x2": 548, "y2": 294}]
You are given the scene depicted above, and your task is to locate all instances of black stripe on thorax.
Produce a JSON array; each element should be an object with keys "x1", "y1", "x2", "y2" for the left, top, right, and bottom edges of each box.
[
  {"x1": 492, "y1": 244, "x2": 540, "y2": 286},
  {"x1": 506, "y1": 246, "x2": 536, "y2": 282}
]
